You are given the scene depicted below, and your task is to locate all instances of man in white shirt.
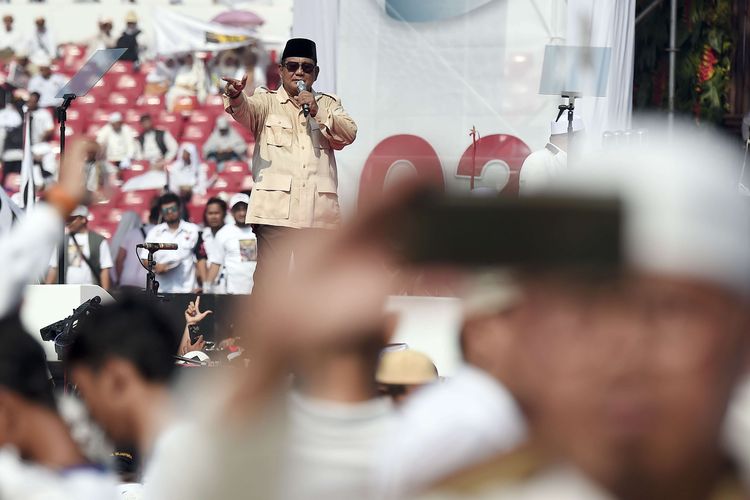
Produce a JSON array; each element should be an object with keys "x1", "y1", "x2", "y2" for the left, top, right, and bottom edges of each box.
[
  {"x1": 207, "y1": 193, "x2": 256, "y2": 294},
  {"x1": 45, "y1": 205, "x2": 113, "y2": 290},
  {"x1": 0, "y1": 15, "x2": 23, "y2": 56},
  {"x1": 140, "y1": 192, "x2": 200, "y2": 293},
  {"x1": 26, "y1": 16, "x2": 56, "y2": 60},
  {"x1": 518, "y1": 115, "x2": 584, "y2": 196},
  {"x1": 96, "y1": 112, "x2": 138, "y2": 168},
  {"x1": 27, "y1": 54, "x2": 66, "y2": 108},
  {"x1": 135, "y1": 113, "x2": 177, "y2": 166}
]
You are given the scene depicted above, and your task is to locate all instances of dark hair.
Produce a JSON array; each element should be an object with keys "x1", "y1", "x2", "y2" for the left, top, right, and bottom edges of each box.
[
  {"x1": 0, "y1": 315, "x2": 56, "y2": 410},
  {"x1": 29, "y1": 91, "x2": 41, "y2": 100},
  {"x1": 66, "y1": 294, "x2": 181, "y2": 383},
  {"x1": 139, "y1": 113, "x2": 152, "y2": 123},
  {"x1": 203, "y1": 197, "x2": 227, "y2": 226},
  {"x1": 157, "y1": 192, "x2": 181, "y2": 210}
]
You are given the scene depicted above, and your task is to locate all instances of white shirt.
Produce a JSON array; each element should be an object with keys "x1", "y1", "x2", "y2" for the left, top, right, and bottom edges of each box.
[
  {"x1": 0, "y1": 446, "x2": 119, "y2": 500},
  {"x1": 49, "y1": 231, "x2": 114, "y2": 285},
  {"x1": 283, "y1": 393, "x2": 395, "y2": 500},
  {"x1": 119, "y1": 225, "x2": 151, "y2": 288},
  {"x1": 140, "y1": 220, "x2": 200, "y2": 293},
  {"x1": 208, "y1": 224, "x2": 256, "y2": 294},
  {"x1": 137, "y1": 129, "x2": 178, "y2": 163},
  {"x1": 373, "y1": 366, "x2": 527, "y2": 499},
  {"x1": 518, "y1": 143, "x2": 567, "y2": 196},
  {"x1": 96, "y1": 124, "x2": 137, "y2": 164},
  {"x1": 201, "y1": 227, "x2": 226, "y2": 294},
  {"x1": 0, "y1": 203, "x2": 62, "y2": 318},
  {"x1": 26, "y1": 29, "x2": 55, "y2": 59},
  {"x1": 27, "y1": 73, "x2": 67, "y2": 108},
  {"x1": 30, "y1": 107, "x2": 54, "y2": 144},
  {"x1": 0, "y1": 27, "x2": 24, "y2": 53}
]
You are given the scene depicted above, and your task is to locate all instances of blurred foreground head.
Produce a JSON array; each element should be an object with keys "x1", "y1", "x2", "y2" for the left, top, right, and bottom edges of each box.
[
  {"x1": 469, "y1": 121, "x2": 750, "y2": 499},
  {"x1": 66, "y1": 295, "x2": 181, "y2": 446}
]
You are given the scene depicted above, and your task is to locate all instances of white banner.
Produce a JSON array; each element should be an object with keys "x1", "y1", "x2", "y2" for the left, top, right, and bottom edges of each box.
[
  {"x1": 333, "y1": 0, "x2": 566, "y2": 214},
  {"x1": 153, "y1": 7, "x2": 258, "y2": 55}
]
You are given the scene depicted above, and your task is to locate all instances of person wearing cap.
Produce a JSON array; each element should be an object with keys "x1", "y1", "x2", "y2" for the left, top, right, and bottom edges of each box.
[
  {"x1": 376, "y1": 349, "x2": 439, "y2": 405},
  {"x1": 417, "y1": 124, "x2": 750, "y2": 499},
  {"x1": 0, "y1": 316, "x2": 119, "y2": 500},
  {"x1": 166, "y1": 52, "x2": 209, "y2": 112},
  {"x1": 95, "y1": 112, "x2": 137, "y2": 168},
  {"x1": 86, "y1": 17, "x2": 115, "y2": 57},
  {"x1": 0, "y1": 14, "x2": 24, "y2": 59},
  {"x1": 135, "y1": 113, "x2": 178, "y2": 166},
  {"x1": 140, "y1": 192, "x2": 200, "y2": 293},
  {"x1": 25, "y1": 16, "x2": 56, "y2": 61},
  {"x1": 27, "y1": 53, "x2": 65, "y2": 108},
  {"x1": 206, "y1": 193, "x2": 257, "y2": 294},
  {"x1": 116, "y1": 11, "x2": 142, "y2": 64},
  {"x1": 518, "y1": 115, "x2": 584, "y2": 196},
  {"x1": 222, "y1": 37, "x2": 357, "y2": 288},
  {"x1": 202, "y1": 116, "x2": 247, "y2": 169},
  {"x1": 45, "y1": 205, "x2": 113, "y2": 290}
]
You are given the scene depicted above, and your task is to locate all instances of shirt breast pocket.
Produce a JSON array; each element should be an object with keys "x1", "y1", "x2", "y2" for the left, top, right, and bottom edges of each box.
[
  {"x1": 264, "y1": 114, "x2": 293, "y2": 148},
  {"x1": 309, "y1": 120, "x2": 330, "y2": 151}
]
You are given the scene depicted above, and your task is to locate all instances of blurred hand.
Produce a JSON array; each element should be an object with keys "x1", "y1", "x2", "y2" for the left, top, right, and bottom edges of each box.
[
  {"x1": 222, "y1": 75, "x2": 247, "y2": 99},
  {"x1": 57, "y1": 138, "x2": 97, "y2": 206},
  {"x1": 185, "y1": 295, "x2": 213, "y2": 326},
  {"x1": 154, "y1": 263, "x2": 170, "y2": 274}
]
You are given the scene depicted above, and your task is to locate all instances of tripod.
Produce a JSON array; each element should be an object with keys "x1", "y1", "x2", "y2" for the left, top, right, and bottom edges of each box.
[{"x1": 144, "y1": 249, "x2": 160, "y2": 296}]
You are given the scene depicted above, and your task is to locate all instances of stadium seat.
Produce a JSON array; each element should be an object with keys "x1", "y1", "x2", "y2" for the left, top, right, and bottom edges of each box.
[
  {"x1": 222, "y1": 161, "x2": 249, "y2": 174},
  {"x1": 211, "y1": 173, "x2": 246, "y2": 192},
  {"x1": 155, "y1": 121, "x2": 183, "y2": 141},
  {"x1": 92, "y1": 222, "x2": 118, "y2": 240},
  {"x1": 106, "y1": 92, "x2": 131, "y2": 107},
  {"x1": 129, "y1": 160, "x2": 149, "y2": 173},
  {"x1": 110, "y1": 61, "x2": 135, "y2": 75},
  {"x1": 114, "y1": 74, "x2": 146, "y2": 95},
  {"x1": 86, "y1": 123, "x2": 105, "y2": 136},
  {"x1": 204, "y1": 94, "x2": 225, "y2": 108},
  {"x1": 186, "y1": 203, "x2": 205, "y2": 224},
  {"x1": 187, "y1": 109, "x2": 216, "y2": 125},
  {"x1": 119, "y1": 189, "x2": 161, "y2": 209},
  {"x1": 181, "y1": 123, "x2": 212, "y2": 144},
  {"x1": 136, "y1": 95, "x2": 166, "y2": 115},
  {"x1": 173, "y1": 96, "x2": 199, "y2": 113}
]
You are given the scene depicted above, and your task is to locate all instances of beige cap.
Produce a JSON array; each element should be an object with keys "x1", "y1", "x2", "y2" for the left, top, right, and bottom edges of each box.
[
  {"x1": 376, "y1": 349, "x2": 438, "y2": 385},
  {"x1": 125, "y1": 11, "x2": 138, "y2": 23}
]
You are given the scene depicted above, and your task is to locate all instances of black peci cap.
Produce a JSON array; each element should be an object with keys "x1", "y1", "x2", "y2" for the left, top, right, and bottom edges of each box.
[{"x1": 281, "y1": 38, "x2": 317, "y2": 63}]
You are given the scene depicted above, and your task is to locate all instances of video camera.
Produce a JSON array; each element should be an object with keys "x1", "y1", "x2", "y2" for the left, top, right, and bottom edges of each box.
[{"x1": 40, "y1": 296, "x2": 102, "y2": 360}]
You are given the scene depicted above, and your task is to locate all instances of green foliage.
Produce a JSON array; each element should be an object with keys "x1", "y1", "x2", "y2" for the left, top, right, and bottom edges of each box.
[{"x1": 633, "y1": 0, "x2": 734, "y2": 124}]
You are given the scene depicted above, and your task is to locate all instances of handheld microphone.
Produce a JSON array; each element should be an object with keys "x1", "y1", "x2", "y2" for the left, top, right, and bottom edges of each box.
[
  {"x1": 138, "y1": 243, "x2": 178, "y2": 251},
  {"x1": 296, "y1": 80, "x2": 310, "y2": 117}
]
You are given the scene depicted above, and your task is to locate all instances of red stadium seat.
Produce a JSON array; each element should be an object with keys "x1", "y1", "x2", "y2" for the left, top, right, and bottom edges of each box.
[
  {"x1": 211, "y1": 173, "x2": 246, "y2": 191},
  {"x1": 120, "y1": 169, "x2": 143, "y2": 183},
  {"x1": 173, "y1": 96, "x2": 199, "y2": 113},
  {"x1": 186, "y1": 203, "x2": 205, "y2": 224},
  {"x1": 106, "y1": 92, "x2": 131, "y2": 107},
  {"x1": 129, "y1": 160, "x2": 149, "y2": 173},
  {"x1": 222, "y1": 161, "x2": 249, "y2": 174},
  {"x1": 137, "y1": 95, "x2": 166, "y2": 115},
  {"x1": 119, "y1": 189, "x2": 161, "y2": 208},
  {"x1": 155, "y1": 121, "x2": 183, "y2": 141},
  {"x1": 187, "y1": 109, "x2": 216, "y2": 124},
  {"x1": 114, "y1": 74, "x2": 145, "y2": 94},
  {"x1": 181, "y1": 123, "x2": 211, "y2": 144},
  {"x1": 91, "y1": 222, "x2": 118, "y2": 240},
  {"x1": 86, "y1": 123, "x2": 105, "y2": 136},
  {"x1": 110, "y1": 61, "x2": 135, "y2": 74}
]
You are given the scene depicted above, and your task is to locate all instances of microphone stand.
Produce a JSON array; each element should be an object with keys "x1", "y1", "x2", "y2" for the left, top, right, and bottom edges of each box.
[
  {"x1": 55, "y1": 93, "x2": 76, "y2": 284},
  {"x1": 555, "y1": 91, "x2": 579, "y2": 163},
  {"x1": 145, "y1": 249, "x2": 159, "y2": 296}
]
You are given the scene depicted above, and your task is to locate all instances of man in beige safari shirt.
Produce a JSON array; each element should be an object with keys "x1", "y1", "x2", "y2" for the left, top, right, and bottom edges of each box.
[{"x1": 222, "y1": 38, "x2": 357, "y2": 288}]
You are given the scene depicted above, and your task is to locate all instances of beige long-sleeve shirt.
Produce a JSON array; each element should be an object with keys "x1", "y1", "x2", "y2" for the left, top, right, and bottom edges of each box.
[{"x1": 224, "y1": 86, "x2": 357, "y2": 229}]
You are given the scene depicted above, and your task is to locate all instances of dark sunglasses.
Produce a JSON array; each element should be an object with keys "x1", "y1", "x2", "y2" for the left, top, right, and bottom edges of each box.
[
  {"x1": 161, "y1": 205, "x2": 179, "y2": 214},
  {"x1": 282, "y1": 61, "x2": 316, "y2": 74}
]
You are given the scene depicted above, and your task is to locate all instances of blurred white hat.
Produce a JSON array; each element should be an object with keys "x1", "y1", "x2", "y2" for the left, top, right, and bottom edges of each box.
[
  {"x1": 31, "y1": 53, "x2": 51, "y2": 68},
  {"x1": 70, "y1": 206, "x2": 89, "y2": 218},
  {"x1": 550, "y1": 115, "x2": 584, "y2": 136},
  {"x1": 108, "y1": 112, "x2": 123, "y2": 123},
  {"x1": 376, "y1": 349, "x2": 438, "y2": 385},
  {"x1": 216, "y1": 116, "x2": 229, "y2": 130},
  {"x1": 544, "y1": 119, "x2": 750, "y2": 296},
  {"x1": 229, "y1": 193, "x2": 250, "y2": 209}
]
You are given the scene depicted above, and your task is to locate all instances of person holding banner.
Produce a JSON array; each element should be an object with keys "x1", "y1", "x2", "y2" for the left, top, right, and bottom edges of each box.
[{"x1": 222, "y1": 38, "x2": 357, "y2": 288}]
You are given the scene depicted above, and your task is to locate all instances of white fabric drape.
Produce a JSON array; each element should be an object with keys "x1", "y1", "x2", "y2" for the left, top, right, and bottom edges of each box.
[
  {"x1": 566, "y1": 0, "x2": 635, "y2": 145},
  {"x1": 292, "y1": 0, "x2": 339, "y2": 93}
]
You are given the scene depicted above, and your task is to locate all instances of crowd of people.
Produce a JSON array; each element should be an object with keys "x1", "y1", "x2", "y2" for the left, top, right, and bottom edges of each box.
[{"x1": 0, "y1": 11, "x2": 749, "y2": 500}]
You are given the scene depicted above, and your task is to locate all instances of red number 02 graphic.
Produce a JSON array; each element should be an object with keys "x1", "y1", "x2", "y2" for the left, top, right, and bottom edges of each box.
[{"x1": 358, "y1": 134, "x2": 531, "y2": 203}]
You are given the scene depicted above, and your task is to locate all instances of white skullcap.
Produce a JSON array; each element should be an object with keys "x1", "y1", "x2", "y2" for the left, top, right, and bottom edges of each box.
[
  {"x1": 543, "y1": 119, "x2": 750, "y2": 296},
  {"x1": 108, "y1": 112, "x2": 123, "y2": 123},
  {"x1": 70, "y1": 205, "x2": 89, "y2": 218},
  {"x1": 229, "y1": 193, "x2": 250, "y2": 208},
  {"x1": 550, "y1": 115, "x2": 584, "y2": 136},
  {"x1": 31, "y1": 53, "x2": 51, "y2": 68}
]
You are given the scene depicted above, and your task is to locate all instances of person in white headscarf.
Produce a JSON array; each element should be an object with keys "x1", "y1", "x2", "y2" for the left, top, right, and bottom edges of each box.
[
  {"x1": 202, "y1": 116, "x2": 246, "y2": 170},
  {"x1": 518, "y1": 115, "x2": 584, "y2": 196},
  {"x1": 108, "y1": 210, "x2": 142, "y2": 285},
  {"x1": 168, "y1": 142, "x2": 206, "y2": 198}
]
